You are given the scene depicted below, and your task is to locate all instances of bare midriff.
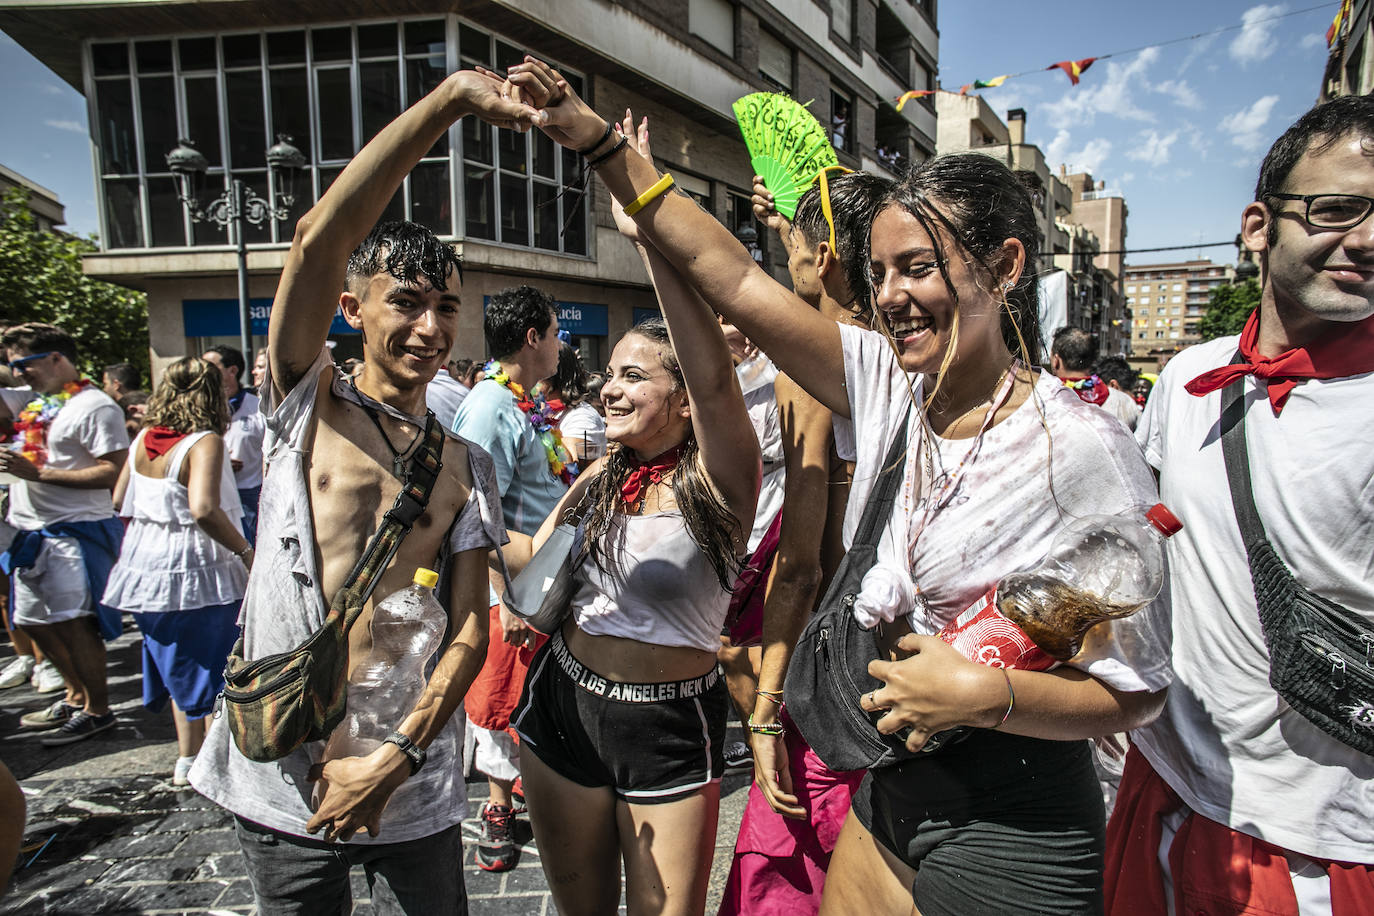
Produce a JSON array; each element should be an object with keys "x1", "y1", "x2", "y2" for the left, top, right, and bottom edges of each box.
[{"x1": 562, "y1": 619, "x2": 718, "y2": 684}]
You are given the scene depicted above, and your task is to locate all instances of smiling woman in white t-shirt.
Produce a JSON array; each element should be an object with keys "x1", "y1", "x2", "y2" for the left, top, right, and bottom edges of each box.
[{"x1": 520, "y1": 59, "x2": 1173, "y2": 915}]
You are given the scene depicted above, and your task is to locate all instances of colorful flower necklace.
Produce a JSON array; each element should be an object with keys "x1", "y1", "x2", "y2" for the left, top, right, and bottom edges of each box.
[
  {"x1": 1062, "y1": 375, "x2": 1109, "y2": 406},
  {"x1": 11, "y1": 378, "x2": 94, "y2": 467},
  {"x1": 483, "y1": 360, "x2": 579, "y2": 485}
]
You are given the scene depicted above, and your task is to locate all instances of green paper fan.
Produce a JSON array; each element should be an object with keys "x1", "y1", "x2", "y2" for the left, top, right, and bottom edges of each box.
[{"x1": 733, "y1": 92, "x2": 839, "y2": 220}]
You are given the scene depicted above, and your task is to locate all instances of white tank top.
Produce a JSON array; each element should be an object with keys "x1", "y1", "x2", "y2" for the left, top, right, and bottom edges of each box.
[{"x1": 571, "y1": 511, "x2": 731, "y2": 653}]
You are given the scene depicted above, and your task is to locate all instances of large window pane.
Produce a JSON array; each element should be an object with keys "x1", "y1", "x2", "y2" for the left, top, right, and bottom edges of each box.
[
  {"x1": 562, "y1": 187, "x2": 587, "y2": 255},
  {"x1": 357, "y1": 23, "x2": 397, "y2": 59},
  {"x1": 532, "y1": 182, "x2": 559, "y2": 251},
  {"x1": 266, "y1": 31, "x2": 305, "y2": 66},
  {"x1": 498, "y1": 127, "x2": 526, "y2": 175},
  {"x1": 495, "y1": 41, "x2": 523, "y2": 71},
  {"x1": 95, "y1": 79, "x2": 136, "y2": 175},
  {"x1": 135, "y1": 40, "x2": 172, "y2": 74},
  {"x1": 178, "y1": 37, "x2": 216, "y2": 71},
  {"x1": 499, "y1": 173, "x2": 529, "y2": 246},
  {"x1": 231, "y1": 171, "x2": 273, "y2": 243},
  {"x1": 226, "y1": 70, "x2": 267, "y2": 169},
  {"x1": 405, "y1": 20, "x2": 445, "y2": 57},
  {"x1": 92, "y1": 43, "x2": 129, "y2": 77},
  {"x1": 360, "y1": 60, "x2": 401, "y2": 144},
  {"x1": 532, "y1": 131, "x2": 556, "y2": 179},
  {"x1": 407, "y1": 56, "x2": 447, "y2": 155},
  {"x1": 139, "y1": 76, "x2": 178, "y2": 173},
  {"x1": 410, "y1": 162, "x2": 451, "y2": 235},
  {"x1": 147, "y1": 176, "x2": 187, "y2": 247},
  {"x1": 315, "y1": 68, "x2": 353, "y2": 160},
  {"x1": 459, "y1": 28, "x2": 490, "y2": 67},
  {"x1": 184, "y1": 75, "x2": 222, "y2": 167},
  {"x1": 312, "y1": 27, "x2": 351, "y2": 62},
  {"x1": 102, "y1": 178, "x2": 143, "y2": 248},
  {"x1": 221, "y1": 34, "x2": 261, "y2": 69},
  {"x1": 269, "y1": 67, "x2": 312, "y2": 164},
  {"x1": 464, "y1": 166, "x2": 495, "y2": 240},
  {"x1": 463, "y1": 120, "x2": 492, "y2": 165}
]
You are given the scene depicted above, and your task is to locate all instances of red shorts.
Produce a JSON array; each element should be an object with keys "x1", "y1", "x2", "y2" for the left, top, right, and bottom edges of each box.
[{"x1": 465, "y1": 603, "x2": 547, "y2": 733}]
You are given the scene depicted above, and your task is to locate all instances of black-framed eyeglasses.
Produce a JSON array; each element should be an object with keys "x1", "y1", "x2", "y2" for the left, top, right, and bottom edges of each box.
[
  {"x1": 1270, "y1": 193, "x2": 1374, "y2": 230},
  {"x1": 6, "y1": 351, "x2": 56, "y2": 373}
]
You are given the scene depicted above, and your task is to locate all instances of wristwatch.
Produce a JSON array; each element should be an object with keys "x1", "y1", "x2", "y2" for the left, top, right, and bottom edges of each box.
[{"x1": 383, "y1": 730, "x2": 426, "y2": 775}]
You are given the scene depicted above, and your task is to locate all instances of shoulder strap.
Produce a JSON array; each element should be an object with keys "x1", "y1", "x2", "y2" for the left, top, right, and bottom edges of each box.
[
  {"x1": 851, "y1": 407, "x2": 913, "y2": 550},
  {"x1": 1218, "y1": 351, "x2": 1269, "y2": 550},
  {"x1": 166, "y1": 430, "x2": 212, "y2": 481}
]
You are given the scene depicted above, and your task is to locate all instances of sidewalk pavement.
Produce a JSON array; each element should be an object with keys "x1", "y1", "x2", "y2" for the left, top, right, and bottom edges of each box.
[{"x1": 0, "y1": 624, "x2": 753, "y2": 915}]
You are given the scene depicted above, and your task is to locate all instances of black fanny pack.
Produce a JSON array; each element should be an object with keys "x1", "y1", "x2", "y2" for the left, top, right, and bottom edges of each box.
[{"x1": 1219, "y1": 363, "x2": 1374, "y2": 756}]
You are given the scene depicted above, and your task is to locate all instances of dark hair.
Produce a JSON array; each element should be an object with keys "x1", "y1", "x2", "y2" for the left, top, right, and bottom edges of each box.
[
  {"x1": 575, "y1": 317, "x2": 742, "y2": 590},
  {"x1": 585, "y1": 371, "x2": 606, "y2": 414},
  {"x1": 791, "y1": 172, "x2": 894, "y2": 321},
  {"x1": 547, "y1": 344, "x2": 589, "y2": 407},
  {"x1": 1094, "y1": 355, "x2": 1136, "y2": 388},
  {"x1": 448, "y1": 357, "x2": 474, "y2": 378},
  {"x1": 484, "y1": 285, "x2": 556, "y2": 359},
  {"x1": 205, "y1": 345, "x2": 244, "y2": 380},
  {"x1": 345, "y1": 219, "x2": 463, "y2": 295},
  {"x1": 103, "y1": 362, "x2": 140, "y2": 390},
  {"x1": 1, "y1": 322, "x2": 77, "y2": 365},
  {"x1": 118, "y1": 390, "x2": 149, "y2": 410},
  {"x1": 877, "y1": 153, "x2": 1043, "y2": 368},
  {"x1": 1051, "y1": 326, "x2": 1095, "y2": 373},
  {"x1": 1256, "y1": 95, "x2": 1374, "y2": 243}
]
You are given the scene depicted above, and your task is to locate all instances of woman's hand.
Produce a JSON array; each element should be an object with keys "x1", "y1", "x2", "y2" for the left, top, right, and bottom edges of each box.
[
  {"x1": 610, "y1": 111, "x2": 651, "y2": 245},
  {"x1": 750, "y1": 715, "x2": 805, "y2": 819},
  {"x1": 751, "y1": 175, "x2": 791, "y2": 237},
  {"x1": 860, "y1": 634, "x2": 1008, "y2": 753},
  {"x1": 505, "y1": 57, "x2": 609, "y2": 151},
  {"x1": 446, "y1": 69, "x2": 543, "y2": 132}
]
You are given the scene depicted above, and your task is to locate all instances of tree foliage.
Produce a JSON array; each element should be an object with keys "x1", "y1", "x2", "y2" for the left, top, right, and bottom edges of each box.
[
  {"x1": 1200, "y1": 279, "x2": 1260, "y2": 341},
  {"x1": 0, "y1": 187, "x2": 149, "y2": 384}
]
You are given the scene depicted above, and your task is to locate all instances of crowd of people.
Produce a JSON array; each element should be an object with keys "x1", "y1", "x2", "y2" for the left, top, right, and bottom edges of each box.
[{"x1": 0, "y1": 55, "x2": 1370, "y2": 916}]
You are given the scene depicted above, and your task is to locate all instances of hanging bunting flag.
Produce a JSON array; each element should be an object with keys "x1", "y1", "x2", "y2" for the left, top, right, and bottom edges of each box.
[
  {"x1": 1047, "y1": 57, "x2": 1098, "y2": 85},
  {"x1": 974, "y1": 75, "x2": 1010, "y2": 89},
  {"x1": 1328, "y1": 0, "x2": 1352, "y2": 47},
  {"x1": 895, "y1": 89, "x2": 935, "y2": 111}
]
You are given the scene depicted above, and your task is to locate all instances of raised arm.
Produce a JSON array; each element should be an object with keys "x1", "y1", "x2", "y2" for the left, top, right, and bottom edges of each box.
[
  {"x1": 513, "y1": 60, "x2": 850, "y2": 417},
  {"x1": 268, "y1": 70, "x2": 540, "y2": 396}
]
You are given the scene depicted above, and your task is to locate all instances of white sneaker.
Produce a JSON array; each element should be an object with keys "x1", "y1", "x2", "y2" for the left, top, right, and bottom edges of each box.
[
  {"x1": 32, "y1": 659, "x2": 65, "y2": 694},
  {"x1": 0, "y1": 656, "x2": 35, "y2": 689},
  {"x1": 173, "y1": 755, "x2": 196, "y2": 786}
]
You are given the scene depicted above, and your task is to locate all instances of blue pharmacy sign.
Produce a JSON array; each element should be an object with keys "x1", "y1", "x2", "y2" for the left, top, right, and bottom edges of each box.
[
  {"x1": 482, "y1": 298, "x2": 608, "y2": 336},
  {"x1": 181, "y1": 298, "x2": 359, "y2": 338}
]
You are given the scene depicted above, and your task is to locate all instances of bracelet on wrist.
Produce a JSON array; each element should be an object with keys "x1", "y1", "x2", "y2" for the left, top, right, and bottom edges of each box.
[
  {"x1": 746, "y1": 713, "x2": 785, "y2": 736},
  {"x1": 235, "y1": 545, "x2": 253, "y2": 560},
  {"x1": 622, "y1": 173, "x2": 675, "y2": 217},
  {"x1": 754, "y1": 688, "x2": 784, "y2": 707},
  {"x1": 586, "y1": 133, "x2": 628, "y2": 170},
  {"x1": 576, "y1": 121, "x2": 614, "y2": 157}
]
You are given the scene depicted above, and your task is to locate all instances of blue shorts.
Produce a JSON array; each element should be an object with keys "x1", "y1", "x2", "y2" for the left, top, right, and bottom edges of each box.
[{"x1": 134, "y1": 602, "x2": 241, "y2": 719}]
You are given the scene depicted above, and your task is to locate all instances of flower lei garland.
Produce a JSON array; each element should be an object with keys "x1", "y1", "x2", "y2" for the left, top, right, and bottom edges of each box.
[
  {"x1": 483, "y1": 360, "x2": 579, "y2": 485},
  {"x1": 1062, "y1": 374, "x2": 1109, "y2": 406},
  {"x1": 11, "y1": 379, "x2": 94, "y2": 467}
]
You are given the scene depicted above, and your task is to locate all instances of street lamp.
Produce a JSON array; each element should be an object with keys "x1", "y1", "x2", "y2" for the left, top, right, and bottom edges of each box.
[{"x1": 166, "y1": 135, "x2": 305, "y2": 363}]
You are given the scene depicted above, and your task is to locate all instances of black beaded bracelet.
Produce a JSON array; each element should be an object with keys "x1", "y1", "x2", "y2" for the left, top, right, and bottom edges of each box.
[
  {"x1": 586, "y1": 133, "x2": 628, "y2": 170},
  {"x1": 576, "y1": 121, "x2": 614, "y2": 157}
]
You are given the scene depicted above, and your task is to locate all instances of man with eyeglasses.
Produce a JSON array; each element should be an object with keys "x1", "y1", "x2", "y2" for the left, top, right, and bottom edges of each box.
[
  {"x1": 1104, "y1": 97, "x2": 1374, "y2": 914},
  {"x1": 0, "y1": 323, "x2": 128, "y2": 745}
]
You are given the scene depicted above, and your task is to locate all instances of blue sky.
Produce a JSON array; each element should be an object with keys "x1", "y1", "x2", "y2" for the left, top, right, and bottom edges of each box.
[
  {"x1": 939, "y1": 0, "x2": 1340, "y2": 261},
  {"x1": 0, "y1": 2, "x2": 1343, "y2": 258}
]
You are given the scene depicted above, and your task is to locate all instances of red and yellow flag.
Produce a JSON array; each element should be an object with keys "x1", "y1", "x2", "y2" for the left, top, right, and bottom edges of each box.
[
  {"x1": 895, "y1": 89, "x2": 935, "y2": 111},
  {"x1": 1328, "y1": 0, "x2": 1352, "y2": 47},
  {"x1": 1048, "y1": 57, "x2": 1098, "y2": 85}
]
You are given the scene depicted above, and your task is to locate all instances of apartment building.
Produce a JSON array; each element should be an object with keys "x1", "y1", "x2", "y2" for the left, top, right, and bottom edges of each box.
[
  {"x1": 1321, "y1": 0, "x2": 1372, "y2": 99},
  {"x1": 0, "y1": 0, "x2": 938, "y2": 375},
  {"x1": 0, "y1": 163, "x2": 66, "y2": 233},
  {"x1": 1123, "y1": 258, "x2": 1232, "y2": 362}
]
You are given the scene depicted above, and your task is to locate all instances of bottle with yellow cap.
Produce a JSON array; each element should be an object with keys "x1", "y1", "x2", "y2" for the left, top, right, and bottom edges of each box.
[{"x1": 322, "y1": 568, "x2": 447, "y2": 763}]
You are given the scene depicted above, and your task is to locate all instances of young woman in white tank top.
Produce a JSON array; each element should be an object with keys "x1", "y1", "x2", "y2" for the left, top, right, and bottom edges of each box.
[{"x1": 509, "y1": 114, "x2": 760, "y2": 916}]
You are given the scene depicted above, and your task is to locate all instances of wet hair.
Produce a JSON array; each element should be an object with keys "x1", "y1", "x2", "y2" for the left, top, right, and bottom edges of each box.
[
  {"x1": 574, "y1": 317, "x2": 742, "y2": 590},
  {"x1": 204, "y1": 345, "x2": 244, "y2": 381},
  {"x1": 345, "y1": 220, "x2": 463, "y2": 296},
  {"x1": 1, "y1": 322, "x2": 77, "y2": 365},
  {"x1": 484, "y1": 285, "x2": 556, "y2": 360},
  {"x1": 1094, "y1": 355, "x2": 1136, "y2": 389},
  {"x1": 873, "y1": 153, "x2": 1043, "y2": 393},
  {"x1": 144, "y1": 357, "x2": 230, "y2": 435},
  {"x1": 1051, "y1": 326, "x2": 1095, "y2": 373},
  {"x1": 1256, "y1": 95, "x2": 1374, "y2": 244},
  {"x1": 103, "y1": 363, "x2": 140, "y2": 391},
  {"x1": 791, "y1": 172, "x2": 894, "y2": 321},
  {"x1": 546, "y1": 343, "x2": 589, "y2": 407}
]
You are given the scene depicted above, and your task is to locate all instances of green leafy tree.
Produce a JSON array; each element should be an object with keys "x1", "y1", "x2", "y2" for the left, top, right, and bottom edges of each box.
[
  {"x1": 0, "y1": 187, "x2": 149, "y2": 384},
  {"x1": 1200, "y1": 278, "x2": 1261, "y2": 341}
]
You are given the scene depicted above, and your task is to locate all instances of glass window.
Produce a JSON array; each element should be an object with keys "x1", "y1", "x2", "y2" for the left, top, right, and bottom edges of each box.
[
  {"x1": 266, "y1": 31, "x2": 306, "y2": 66},
  {"x1": 270, "y1": 68, "x2": 312, "y2": 164},
  {"x1": 360, "y1": 60, "x2": 401, "y2": 144},
  {"x1": 315, "y1": 68, "x2": 354, "y2": 160},
  {"x1": 405, "y1": 20, "x2": 446, "y2": 57},
  {"x1": 312, "y1": 27, "x2": 351, "y2": 62},
  {"x1": 689, "y1": 0, "x2": 735, "y2": 57},
  {"x1": 92, "y1": 42, "x2": 129, "y2": 77},
  {"x1": 178, "y1": 37, "x2": 216, "y2": 71},
  {"x1": 221, "y1": 34, "x2": 262, "y2": 69},
  {"x1": 500, "y1": 173, "x2": 530, "y2": 246},
  {"x1": 465, "y1": 165, "x2": 495, "y2": 239},
  {"x1": 532, "y1": 182, "x2": 560, "y2": 251},
  {"x1": 183, "y1": 75, "x2": 223, "y2": 168},
  {"x1": 147, "y1": 175, "x2": 186, "y2": 247},
  {"x1": 758, "y1": 29, "x2": 791, "y2": 91},
  {"x1": 135, "y1": 40, "x2": 173, "y2": 74},
  {"x1": 460, "y1": 28, "x2": 490, "y2": 67},
  {"x1": 357, "y1": 23, "x2": 397, "y2": 58},
  {"x1": 407, "y1": 56, "x2": 448, "y2": 156},
  {"x1": 410, "y1": 162, "x2": 452, "y2": 236},
  {"x1": 830, "y1": 89, "x2": 853, "y2": 153},
  {"x1": 102, "y1": 178, "x2": 143, "y2": 248},
  {"x1": 498, "y1": 127, "x2": 527, "y2": 175},
  {"x1": 832, "y1": 0, "x2": 855, "y2": 43},
  {"x1": 96, "y1": 79, "x2": 136, "y2": 175},
  {"x1": 225, "y1": 69, "x2": 267, "y2": 169},
  {"x1": 139, "y1": 76, "x2": 179, "y2": 173}
]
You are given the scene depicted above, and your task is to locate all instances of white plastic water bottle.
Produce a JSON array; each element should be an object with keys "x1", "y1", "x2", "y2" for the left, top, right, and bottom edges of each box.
[{"x1": 323, "y1": 567, "x2": 447, "y2": 760}]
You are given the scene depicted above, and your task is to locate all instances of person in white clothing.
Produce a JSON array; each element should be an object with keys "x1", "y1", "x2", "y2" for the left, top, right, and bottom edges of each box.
[
  {"x1": 1050, "y1": 326, "x2": 1141, "y2": 430},
  {"x1": 202, "y1": 346, "x2": 266, "y2": 545},
  {"x1": 104, "y1": 356, "x2": 252, "y2": 785},
  {"x1": 543, "y1": 344, "x2": 605, "y2": 464},
  {"x1": 1103, "y1": 94, "x2": 1374, "y2": 915}
]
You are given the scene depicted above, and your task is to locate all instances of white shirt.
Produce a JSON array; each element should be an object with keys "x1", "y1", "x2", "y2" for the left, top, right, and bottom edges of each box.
[
  {"x1": 7, "y1": 385, "x2": 129, "y2": 529},
  {"x1": 838, "y1": 323, "x2": 1172, "y2": 694},
  {"x1": 556, "y1": 402, "x2": 606, "y2": 462},
  {"x1": 425, "y1": 369, "x2": 470, "y2": 432},
  {"x1": 1103, "y1": 385, "x2": 1142, "y2": 431},
  {"x1": 224, "y1": 389, "x2": 266, "y2": 490},
  {"x1": 1130, "y1": 335, "x2": 1374, "y2": 862},
  {"x1": 737, "y1": 352, "x2": 785, "y2": 551}
]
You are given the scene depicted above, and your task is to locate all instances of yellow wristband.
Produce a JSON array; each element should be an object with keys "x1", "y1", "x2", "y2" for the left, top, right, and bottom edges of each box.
[{"x1": 622, "y1": 173, "x2": 675, "y2": 218}]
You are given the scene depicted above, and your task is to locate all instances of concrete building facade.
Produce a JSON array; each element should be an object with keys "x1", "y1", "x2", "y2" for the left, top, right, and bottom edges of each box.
[
  {"x1": 1123, "y1": 257, "x2": 1232, "y2": 365},
  {"x1": 0, "y1": 163, "x2": 66, "y2": 233},
  {"x1": 0, "y1": 0, "x2": 938, "y2": 377},
  {"x1": 1321, "y1": 0, "x2": 1373, "y2": 99}
]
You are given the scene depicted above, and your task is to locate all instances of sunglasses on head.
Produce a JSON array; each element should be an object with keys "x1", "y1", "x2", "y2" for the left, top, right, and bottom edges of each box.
[{"x1": 6, "y1": 351, "x2": 56, "y2": 372}]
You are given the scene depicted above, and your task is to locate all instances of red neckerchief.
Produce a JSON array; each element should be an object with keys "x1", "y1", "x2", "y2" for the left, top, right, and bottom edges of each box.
[
  {"x1": 620, "y1": 443, "x2": 687, "y2": 507},
  {"x1": 1062, "y1": 374, "x2": 1110, "y2": 406},
  {"x1": 1184, "y1": 310, "x2": 1374, "y2": 414},
  {"x1": 144, "y1": 426, "x2": 187, "y2": 460}
]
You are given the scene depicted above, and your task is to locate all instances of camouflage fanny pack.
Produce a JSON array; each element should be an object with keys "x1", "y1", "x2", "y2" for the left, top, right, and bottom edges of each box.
[{"x1": 220, "y1": 412, "x2": 444, "y2": 763}]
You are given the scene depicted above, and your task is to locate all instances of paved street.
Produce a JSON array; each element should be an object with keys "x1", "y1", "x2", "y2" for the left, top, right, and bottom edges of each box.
[{"x1": 0, "y1": 624, "x2": 752, "y2": 914}]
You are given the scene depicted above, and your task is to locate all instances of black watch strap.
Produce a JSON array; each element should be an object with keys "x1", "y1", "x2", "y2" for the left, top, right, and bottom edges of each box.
[{"x1": 384, "y1": 730, "x2": 426, "y2": 775}]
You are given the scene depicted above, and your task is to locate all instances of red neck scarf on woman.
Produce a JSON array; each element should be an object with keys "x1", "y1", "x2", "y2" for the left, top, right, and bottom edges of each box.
[
  {"x1": 1184, "y1": 310, "x2": 1374, "y2": 414},
  {"x1": 144, "y1": 426, "x2": 187, "y2": 460},
  {"x1": 620, "y1": 443, "x2": 687, "y2": 508}
]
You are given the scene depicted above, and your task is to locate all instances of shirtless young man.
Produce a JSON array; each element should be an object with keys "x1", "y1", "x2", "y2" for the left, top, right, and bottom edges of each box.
[{"x1": 189, "y1": 71, "x2": 539, "y2": 915}]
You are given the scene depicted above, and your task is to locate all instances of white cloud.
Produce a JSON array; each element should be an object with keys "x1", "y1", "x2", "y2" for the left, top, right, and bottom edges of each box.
[
  {"x1": 1040, "y1": 47, "x2": 1159, "y2": 131},
  {"x1": 43, "y1": 119, "x2": 86, "y2": 133},
  {"x1": 1300, "y1": 33, "x2": 1325, "y2": 49},
  {"x1": 1044, "y1": 129, "x2": 1113, "y2": 176},
  {"x1": 1230, "y1": 4, "x2": 1286, "y2": 66},
  {"x1": 1219, "y1": 95, "x2": 1280, "y2": 150},
  {"x1": 34, "y1": 81, "x2": 64, "y2": 96},
  {"x1": 1152, "y1": 79, "x2": 1203, "y2": 110},
  {"x1": 1119, "y1": 172, "x2": 1136, "y2": 184},
  {"x1": 1126, "y1": 129, "x2": 1180, "y2": 167}
]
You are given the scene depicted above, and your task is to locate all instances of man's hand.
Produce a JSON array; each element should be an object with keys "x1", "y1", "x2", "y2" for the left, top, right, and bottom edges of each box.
[
  {"x1": 449, "y1": 69, "x2": 544, "y2": 132},
  {"x1": 0, "y1": 450, "x2": 39, "y2": 482},
  {"x1": 751, "y1": 728, "x2": 805, "y2": 819},
  {"x1": 498, "y1": 602, "x2": 536, "y2": 649},
  {"x1": 751, "y1": 175, "x2": 791, "y2": 237},
  {"x1": 305, "y1": 745, "x2": 411, "y2": 842},
  {"x1": 230, "y1": 458, "x2": 244, "y2": 473}
]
